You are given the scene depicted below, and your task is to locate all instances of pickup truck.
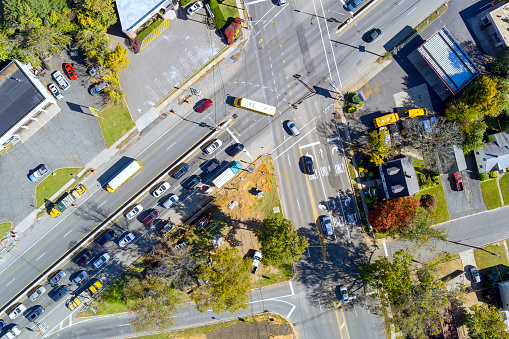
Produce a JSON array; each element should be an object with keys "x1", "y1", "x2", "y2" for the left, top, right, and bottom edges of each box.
[
  {"x1": 251, "y1": 251, "x2": 262, "y2": 274},
  {"x1": 453, "y1": 172, "x2": 464, "y2": 191},
  {"x1": 51, "y1": 71, "x2": 70, "y2": 90}
]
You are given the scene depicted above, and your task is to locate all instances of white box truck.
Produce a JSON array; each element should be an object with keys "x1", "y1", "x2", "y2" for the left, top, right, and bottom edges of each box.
[{"x1": 212, "y1": 162, "x2": 242, "y2": 188}]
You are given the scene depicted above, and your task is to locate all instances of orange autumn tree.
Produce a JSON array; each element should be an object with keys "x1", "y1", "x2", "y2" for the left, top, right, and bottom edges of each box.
[{"x1": 368, "y1": 197, "x2": 420, "y2": 232}]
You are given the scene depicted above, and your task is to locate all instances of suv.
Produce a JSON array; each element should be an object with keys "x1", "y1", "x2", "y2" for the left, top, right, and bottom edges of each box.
[
  {"x1": 206, "y1": 159, "x2": 220, "y2": 173},
  {"x1": 52, "y1": 70, "x2": 70, "y2": 90},
  {"x1": 340, "y1": 286, "x2": 349, "y2": 303},
  {"x1": 184, "y1": 176, "x2": 201, "y2": 190},
  {"x1": 25, "y1": 306, "x2": 44, "y2": 322},
  {"x1": 344, "y1": 0, "x2": 363, "y2": 11},
  {"x1": 228, "y1": 143, "x2": 245, "y2": 157},
  {"x1": 51, "y1": 285, "x2": 69, "y2": 301},
  {"x1": 204, "y1": 139, "x2": 222, "y2": 154},
  {"x1": 93, "y1": 253, "x2": 110, "y2": 268},
  {"x1": 469, "y1": 266, "x2": 481, "y2": 283},
  {"x1": 97, "y1": 229, "x2": 115, "y2": 245},
  {"x1": 171, "y1": 164, "x2": 191, "y2": 179},
  {"x1": 29, "y1": 164, "x2": 49, "y2": 182},
  {"x1": 49, "y1": 270, "x2": 66, "y2": 286}
]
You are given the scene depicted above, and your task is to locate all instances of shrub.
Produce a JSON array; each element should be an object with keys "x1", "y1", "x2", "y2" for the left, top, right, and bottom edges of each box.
[
  {"x1": 420, "y1": 194, "x2": 437, "y2": 210},
  {"x1": 129, "y1": 38, "x2": 141, "y2": 54},
  {"x1": 352, "y1": 93, "x2": 363, "y2": 105},
  {"x1": 347, "y1": 105, "x2": 357, "y2": 113},
  {"x1": 368, "y1": 172, "x2": 374, "y2": 177},
  {"x1": 479, "y1": 173, "x2": 489, "y2": 181},
  {"x1": 506, "y1": 167, "x2": 509, "y2": 173},
  {"x1": 365, "y1": 197, "x2": 372, "y2": 204},
  {"x1": 489, "y1": 171, "x2": 499, "y2": 178},
  {"x1": 358, "y1": 166, "x2": 364, "y2": 173}
]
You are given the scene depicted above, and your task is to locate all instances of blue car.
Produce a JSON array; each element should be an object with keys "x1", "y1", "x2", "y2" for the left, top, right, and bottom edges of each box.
[
  {"x1": 344, "y1": 0, "x2": 363, "y2": 11},
  {"x1": 29, "y1": 164, "x2": 49, "y2": 182}
]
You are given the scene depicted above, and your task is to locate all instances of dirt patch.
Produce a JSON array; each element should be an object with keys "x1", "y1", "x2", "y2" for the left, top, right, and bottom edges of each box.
[{"x1": 206, "y1": 320, "x2": 293, "y2": 339}]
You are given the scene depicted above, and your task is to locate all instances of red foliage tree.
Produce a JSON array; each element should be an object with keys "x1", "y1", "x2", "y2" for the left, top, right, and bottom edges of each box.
[
  {"x1": 368, "y1": 197, "x2": 420, "y2": 232},
  {"x1": 224, "y1": 17, "x2": 242, "y2": 45}
]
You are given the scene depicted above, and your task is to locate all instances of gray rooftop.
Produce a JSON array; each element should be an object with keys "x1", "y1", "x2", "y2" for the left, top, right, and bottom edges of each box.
[
  {"x1": 379, "y1": 157, "x2": 420, "y2": 200},
  {"x1": 482, "y1": 141, "x2": 509, "y2": 173},
  {"x1": 0, "y1": 62, "x2": 45, "y2": 139},
  {"x1": 116, "y1": 0, "x2": 167, "y2": 33}
]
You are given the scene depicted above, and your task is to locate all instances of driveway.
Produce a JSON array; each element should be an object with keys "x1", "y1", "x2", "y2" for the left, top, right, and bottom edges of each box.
[
  {"x1": 120, "y1": 9, "x2": 225, "y2": 120},
  {"x1": 0, "y1": 54, "x2": 106, "y2": 226}
]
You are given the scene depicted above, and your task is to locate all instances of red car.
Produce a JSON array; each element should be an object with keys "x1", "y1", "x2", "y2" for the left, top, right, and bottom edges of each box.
[
  {"x1": 64, "y1": 63, "x2": 77, "y2": 80},
  {"x1": 197, "y1": 99, "x2": 213, "y2": 113},
  {"x1": 76, "y1": 251, "x2": 92, "y2": 266},
  {"x1": 142, "y1": 209, "x2": 160, "y2": 226}
]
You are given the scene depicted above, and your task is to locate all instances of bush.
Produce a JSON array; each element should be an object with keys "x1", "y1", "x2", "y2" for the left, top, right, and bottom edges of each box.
[
  {"x1": 365, "y1": 197, "x2": 372, "y2": 204},
  {"x1": 420, "y1": 194, "x2": 437, "y2": 210},
  {"x1": 352, "y1": 93, "x2": 363, "y2": 105},
  {"x1": 479, "y1": 173, "x2": 489, "y2": 181},
  {"x1": 347, "y1": 105, "x2": 357, "y2": 113},
  {"x1": 129, "y1": 38, "x2": 141, "y2": 54},
  {"x1": 368, "y1": 172, "x2": 374, "y2": 177},
  {"x1": 489, "y1": 171, "x2": 499, "y2": 178}
]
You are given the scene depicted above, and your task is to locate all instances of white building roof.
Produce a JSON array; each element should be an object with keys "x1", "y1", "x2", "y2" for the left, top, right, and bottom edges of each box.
[{"x1": 116, "y1": 0, "x2": 169, "y2": 33}]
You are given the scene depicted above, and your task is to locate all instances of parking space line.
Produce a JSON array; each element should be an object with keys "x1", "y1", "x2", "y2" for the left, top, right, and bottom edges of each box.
[
  {"x1": 187, "y1": 51, "x2": 201, "y2": 68},
  {"x1": 299, "y1": 141, "x2": 321, "y2": 149},
  {"x1": 171, "y1": 66, "x2": 184, "y2": 83},
  {"x1": 195, "y1": 46, "x2": 208, "y2": 62},
  {"x1": 163, "y1": 72, "x2": 176, "y2": 87},
  {"x1": 36, "y1": 253, "x2": 45, "y2": 261},
  {"x1": 179, "y1": 59, "x2": 193, "y2": 75}
]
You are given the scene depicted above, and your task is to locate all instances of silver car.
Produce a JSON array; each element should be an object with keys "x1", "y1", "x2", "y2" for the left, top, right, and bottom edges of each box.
[
  {"x1": 125, "y1": 204, "x2": 143, "y2": 219},
  {"x1": 162, "y1": 194, "x2": 179, "y2": 208},
  {"x1": 321, "y1": 216, "x2": 333, "y2": 236},
  {"x1": 48, "y1": 83, "x2": 63, "y2": 100},
  {"x1": 28, "y1": 286, "x2": 46, "y2": 302},
  {"x1": 8, "y1": 303, "x2": 26, "y2": 320},
  {"x1": 93, "y1": 253, "x2": 110, "y2": 268},
  {"x1": 152, "y1": 182, "x2": 170, "y2": 197},
  {"x1": 340, "y1": 286, "x2": 349, "y2": 303},
  {"x1": 204, "y1": 139, "x2": 222, "y2": 154},
  {"x1": 286, "y1": 121, "x2": 300, "y2": 136},
  {"x1": 118, "y1": 232, "x2": 135, "y2": 247}
]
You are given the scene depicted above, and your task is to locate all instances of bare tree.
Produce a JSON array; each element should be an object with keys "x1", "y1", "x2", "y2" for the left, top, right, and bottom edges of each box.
[{"x1": 402, "y1": 117, "x2": 463, "y2": 172}]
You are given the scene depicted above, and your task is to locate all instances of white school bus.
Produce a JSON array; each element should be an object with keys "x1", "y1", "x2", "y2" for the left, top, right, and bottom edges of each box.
[
  {"x1": 106, "y1": 159, "x2": 142, "y2": 193},
  {"x1": 234, "y1": 97, "x2": 276, "y2": 116}
]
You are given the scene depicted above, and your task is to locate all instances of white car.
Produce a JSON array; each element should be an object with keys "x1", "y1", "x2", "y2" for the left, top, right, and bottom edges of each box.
[
  {"x1": 8, "y1": 303, "x2": 26, "y2": 319},
  {"x1": 48, "y1": 83, "x2": 63, "y2": 100},
  {"x1": 204, "y1": 139, "x2": 222, "y2": 154},
  {"x1": 51, "y1": 70, "x2": 70, "y2": 90},
  {"x1": 119, "y1": 232, "x2": 135, "y2": 247},
  {"x1": 187, "y1": 1, "x2": 204, "y2": 15},
  {"x1": 125, "y1": 204, "x2": 143, "y2": 219},
  {"x1": 28, "y1": 286, "x2": 46, "y2": 302},
  {"x1": 152, "y1": 182, "x2": 170, "y2": 197},
  {"x1": 286, "y1": 121, "x2": 300, "y2": 136},
  {"x1": 340, "y1": 286, "x2": 349, "y2": 303},
  {"x1": 162, "y1": 194, "x2": 179, "y2": 208},
  {"x1": 93, "y1": 253, "x2": 110, "y2": 268}
]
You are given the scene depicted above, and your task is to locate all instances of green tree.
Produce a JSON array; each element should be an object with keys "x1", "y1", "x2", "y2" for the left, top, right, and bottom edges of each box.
[
  {"x1": 463, "y1": 304, "x2": 509, "y2": 339},
  {"x1": 397, "y1": 207, "x2": 448, "y2": 249},
  {"x1": 491, "y1": 46, "x2": 509, "y2": 77},
  {"x1": 462, "y1": 75, "x2": 503, "y2": 117},
  {"x1": 462, "y1": 120, "x2": 487, "y2": 154},
  {"x1": 361, "y1": 130, "x2": 390, "y2": 166},
  {"x1": 124, "y1": 276, "x2": 183, "y2": 332},
  {"x1": 77, "y1": 0, "x2": 117, "y2": 33},
  {"x1": 191, "y1": 248, "x2": 252, "y2": 314},
  {"x1": 103, "y1": 43, "x2": 129, "y2": 73},
  {"x1": 253, "y1": 217, "x2": 308, "y2": 267}
]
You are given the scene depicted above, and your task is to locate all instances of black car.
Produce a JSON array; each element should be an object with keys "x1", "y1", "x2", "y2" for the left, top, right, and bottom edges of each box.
[
  {"x1": 171, "y1": 163, "x2": 191, "y2": 179},
  {"x1": 51, "y1": 285, "x2": 69, "y2": 301},
  {"x1": 184, "y1": 176, "x2": 201, "y2": 190},
  {"x1": 365, "y1": 28, "x2": 382, "y2": 43},
  {"x1": 228, "y1": 143, "x2": 245, "y2": 157},
  {"x1": 206, "y1": 159, "x2": 220, "y2": 173},
  {"x1": 97, "y1": 229, "x2": 115, "y2": 245},
  {"x1": 302, "y1": 156, "x2": 315, "y2": 175},
  {"x1": 25, "y1": 306, "x2": 44, "y2": 322},
  {"x1": 76, "y1": 251, "x2": 92, "y2": 266}
]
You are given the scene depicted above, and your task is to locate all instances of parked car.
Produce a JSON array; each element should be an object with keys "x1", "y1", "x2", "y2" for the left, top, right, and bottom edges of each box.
[
  {"x1": 93, "y1": 253, "x2": 110, "y2": 268},
  {"x1": 51, "y1": 285, "x2": 70, "y2": 301},
  {"x1": 152, "y1": 182, "x2": 170, "y2": 197},
  {"x1": 184, "y1": 176, "x2": 201, "y2": 190},
  {"x1": 29, "y1": 164, "x2": 49, "y2": 182},
  {"x1": 171, "y1": 164, "x2": 191, "y2": 179},
  {"x1": 52, "y1": 70, "x2": 70, "y2": 90},
  {"x1": 64, "y1": 63, "x2": 77, "y2": 80},
  {"x1": 118, "y1": 232, "x2": 135, "y2": 247},
  {"x1": 469, "y1": 266, "x2": 481, "y2": 283},
  {"x1": 206, "y1": 159, "x2": 221, "y2": 173},
  {"x1": 302, "y1": 156, "x2": 315, "y2": 175},
  {"x1": 228, "y1": 143, "x2": 245, "y2": 157},
  {"x1": 90, "y1": 82, "x2": 106, "y2": 96},
  {"x1": 48, "y1": 83, "x2": 63, "y2": 100},
  {"x1": 365, "y1": 28, "x2": 382, "y2": 43},
  {"x1": 204, "y1": 139, "x2": 222, "y2": 154},
  {"x1": 87, "y1": 64, "x2": 104, "y2": 75},
  {"x1": 344, "y1": 0, "x2": 363, "y2": 11},
  {"x1": 321, "y1": 216, "x2": 333, "y2": 236},
  {"x1": 340, "y1": 286, "x2": 349, "y2": 303},
  {"x1": 196, "y1": 99, "x2": 213, "y2": 113},
  {"x1": 142, "y1": 209, "x2": 160, "y2": 226},
  {"x1": 25, "y1": 306, "x2": 44, "y2": 322},
  {"x1": 162, "y1": 194, "x2": 179, "y2": 208},
  {"x1": 286, "y1": 121, "x2": 300, "y2": 136},
  {"x1": 453, "y1": 172, "x2": 464, "y2": 191},
  {"x1": 277, "y1": 0, "x2": 287, "y2": 5},
  {"x1": 125, "y1": 204, "x2": 143, "y2": 219},
  {"x1": 97, "y1": 229, "x2": 115, "y2": 245},
  {"x1": 0, "y1": 319, "x2": 4, "y2": 330},
  {"x1": 71, "y1": 270, "x2": 88, "y2": 285},
  {"x1": 28, "y1": 286, "x2": 46, "y2": 302},
  {"x1": 48, "y1": 270, "x2": 66, "y2": 286},
  {"x1": 187, "y1": 1, "x2": 204, "y2": 15},
  {"x1": 8, "y1": 304, "x2": 26, "y2": 320},
  {"x1": 2, "y1": 324, "x2": 21, "y2": 338},
  {"x1": 76, "y1": 251, "x2": 92, "y2": 266}
]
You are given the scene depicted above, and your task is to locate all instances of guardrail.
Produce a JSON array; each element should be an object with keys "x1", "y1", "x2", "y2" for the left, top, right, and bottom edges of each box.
[{"x1": 0, "y1": 118, "x2": 233, "y2": 316}]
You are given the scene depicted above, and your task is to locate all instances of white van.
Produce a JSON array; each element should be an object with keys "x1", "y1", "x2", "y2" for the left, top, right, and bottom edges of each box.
[{"x1": 1, "y1": 325, "x2": 21, "y2": 339}]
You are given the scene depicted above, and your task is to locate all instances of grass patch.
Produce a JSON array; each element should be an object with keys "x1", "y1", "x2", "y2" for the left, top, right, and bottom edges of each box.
[
  {"x1": 251, "y1": 162, "x2": 281, "y2": 219},
  {"x1": 136, "y1": 18, "x2": 163, "y2": 42},
  {"x1": 0, "y1": 142, "x2": 13, "y2": 155},
  {"x1": 348, "y1": 162, "x2": 357, "y2": 181},
  {"x1": 98, "y1": 103, "x2": 135, "y2": 148},
  {"x1": 480, "y1": 179, "x2": 502, "y2": 210},
  {"x1": 415, "y1": 4, "x2": 448, "y2": 33},
  {"x1": 474, "y1": 243, "x2": 509, "y2": 281},
  {"x1": 0, "y1": 222, "x2": 11, "y2": 236},
  {"x1": 211, "y1": 0, "x2": 241, "y2": 30},
  {"x1": 253, "y1": 261, "x2": 293, "y2": 289},
  {"x1": 499, "y1": 174, "x2": 509, "y2": 205},
  {"x1": 415, "y1": 176, "x2": 449, "y2": 223},
  {"x1": 36, "y1": 167, "x2": 83, "y2": 208}
]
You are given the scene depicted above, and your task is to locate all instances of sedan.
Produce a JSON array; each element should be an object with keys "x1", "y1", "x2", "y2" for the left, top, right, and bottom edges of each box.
[
  {"x1": 25, "y1": 306, "x2": 44, "y2": 322},
  {"x1": 93, "y1": 253, "x2": 110, "y2": 268},
  {"x1": 469, "y1": 266, "x2": 481, "y2": 283},
  {"x1": 228, "y1": 143, "x2": 245, "y2": 157},
  {"x1": 162, "y1": 194, "x2": 179, "y2": 208},
  {"x1": 286, "y1": 121, "x2": 300, "y2": 136},
  {"x1": 171, "y1": 164, "x2": 191, "y2": 179},
  {"x1": 48, "y1": 83, "x2": 63, "y2": 100},
  {"x1": 302, "y1": 156, "x2": 315, "y2": 175},
  {"x1": 71, "y1": 270, "x2": 88, "y2": 285},
  {"x1": 97, "y1": 229, "x2": 115, "y2": 245},
  {"x1": 184, "y1": 176, "x2": 201, "y2": 190},
  {"x1": 49, "y1": 270, "x2": 66, "y2": 286},
  {"x1": 29, "y1": 164, "x2": 49, "y2": 182},
  {"x1": 119, "y1": 232, "x2": 135, "y2": 247},
  {"x1": 187, "y1": 1, "x2": 203, "y2": 15},
  {"x1": 204, "y1": 139, "x2": 222, "y2": 154},
  {"x1": 321, "y1": 216, "x2": 333, "y2": 236},
  {"x1": 142, "y1": 209, "x2": 160, "y2": 226},
  {"x1": 64, "y1": 63, "x2": 77, "y2": 80},
  {"x1": 76, "y1": 251, "x2": 92, "y2": 266},
  {"x1": 88, "y1": 64, "x2": 103, "y2": 75},
  {"x1": 152, "y1": 182, "x2": 170, "y2": 197},
  {"x1": 28, "y1": 286, "x2": 46, "y2": 302},
  {"x1": 340, "y1": 286, "x2": 349, "y2": 303},
  {"x1": 8, "y1": 304, "x2": 26, "y2": 320},
  {"x1": 365, "y1": 28, "x2": 382, "y2": 43},
  {"x1": 90, "y1": 82, "x2": 106, "y2": 96},
  {"x1": 196, "y1": 99, "x2": 213, "y2": 113},
  {"x1": 51, "y1": 285, "x2": 69, "y2": 301},
  {"x1": 344, "y1": 0, "x2": 363, "y2": 11},
  {"x1": 126, "y1": 204, "x2": 143, "y2": 219}
]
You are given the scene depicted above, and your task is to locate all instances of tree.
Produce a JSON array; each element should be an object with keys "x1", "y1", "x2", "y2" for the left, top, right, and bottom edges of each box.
[
  {"x1": 492, "y1": 46, "x2": 509, "y2": 77},
  {"x1": 76, "y1": 0, "x2": 117, "y2": 33},
  {"x1": 367, "y1": 197, "x2": 420, "y2": 233},
  {"x1": 190, "y1": 248, "x2": 252, "y2": 314},
  {"x1": 361, "y1": 130, "x2": 390, "y2": 166},
  {"x1": 463, "y1": 304, "x2": 509, "y2": 339},
  {"x1": 397, "y1": 207, "x2": 448, "y2": 249},
  {"x1": 253, "y1": 217, "x2": 309, "y2": 267},
  {"x1": 103, "y1": 43, "x2": 129, "y2": 73},
  {"x1": 124, "y1": 276, "x2": 183, "y2": 332},
  {"x1": 419, "y1": 194, "x2": 436, "y2": 210}
]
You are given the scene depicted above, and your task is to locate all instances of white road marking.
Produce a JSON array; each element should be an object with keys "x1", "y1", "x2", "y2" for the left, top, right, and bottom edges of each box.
[
  {"x1": 63, "y1": 230, "x2": 73, "y2": 238},
  {"x1": 287, "y1": 153, "x2": 291, "y2": 167},
  {"x1": 335, "y1": 163, "x2": 345, "y2": 175},
  {"x1": 299, "y1": 141, "x2": 321, "y2": 149},
  {"x1": 6, "y1": 279, "x2": 15, "y2": 286},
  {"x1": 118, "y1": 324, "x2": 131, "y2": 327},
  {"x1": 383, "y1": 240, "x2": 388, "y2": 257},
  {"x1": 97, "y1": 201, "x2": 107, "y2": 208},
  {"x1": 289, "y1": 280, "x2": 295, "y2": 295},
  {"x1": 407, "y1": 7, "x2": 416, "y2": 15},
  {"x1": 297, "y1": 198, "x2": 301, "y2": 211},
  {"x1": 166, "y1": 142, "x2": 177, "y2": 150},
  {"x1": 287, "y1": 305, "x2": 296, "y2": 318}
]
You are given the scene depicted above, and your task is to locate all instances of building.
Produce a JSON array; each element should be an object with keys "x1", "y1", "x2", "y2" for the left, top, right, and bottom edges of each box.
[
  {"x1": 0, "y1": 60, "x2": 61, "y2": 150},
  {"x1": 116, "y1": 0, "x2": 177, "y2": 39},
  {"x1": 474, "y1": 131, "x2": 509, "y2": 174},
  {"x1": 378, "y1": 157, "x2": 420, "y2": 200},
  {"x1": 480, "y1": 2, "x2": 509, "y2": 51}
]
